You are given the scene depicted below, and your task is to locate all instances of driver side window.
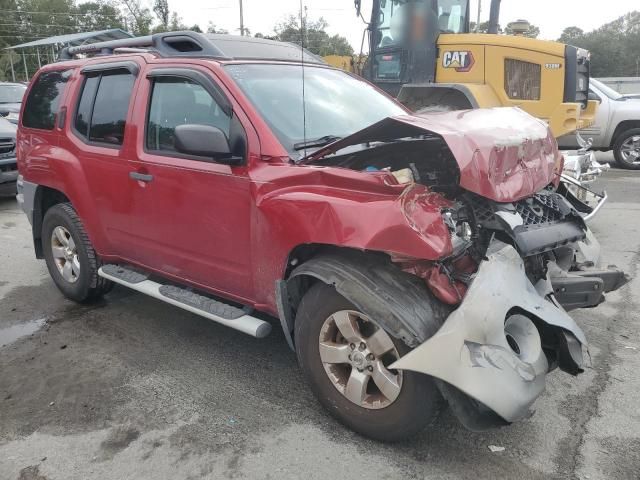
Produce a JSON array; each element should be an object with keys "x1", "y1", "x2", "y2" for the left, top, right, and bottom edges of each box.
[{"x1": 146, "y1": 76, "x2": 231, "y2": 153}]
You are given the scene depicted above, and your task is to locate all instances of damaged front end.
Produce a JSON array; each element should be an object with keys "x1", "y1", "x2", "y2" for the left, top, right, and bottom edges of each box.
[
  {"x1": 391, "y1": 240, "x2": 587, "y2": 429},
  {"x1": 391, "y1": 189, "x2": 626, "y2": 429},
  {"x1": 298, "y1": 107, "x2": 628, "y2": 430}
]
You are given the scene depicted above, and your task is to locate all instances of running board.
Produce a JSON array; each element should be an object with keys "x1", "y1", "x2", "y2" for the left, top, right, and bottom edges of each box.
[{"x1": 98, "y1": 265, "x2": 271, "y2": 338}]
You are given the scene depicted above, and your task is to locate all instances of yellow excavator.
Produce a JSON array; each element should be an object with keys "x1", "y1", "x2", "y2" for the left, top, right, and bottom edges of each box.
[{"x1": 324, "y1": 0, "x2": 597, "y2": 140}]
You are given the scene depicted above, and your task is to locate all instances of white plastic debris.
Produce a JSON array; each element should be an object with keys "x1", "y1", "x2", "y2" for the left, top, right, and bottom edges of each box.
[{"x1": 488, "y1": 445, "x2": 505, "y2": 453}]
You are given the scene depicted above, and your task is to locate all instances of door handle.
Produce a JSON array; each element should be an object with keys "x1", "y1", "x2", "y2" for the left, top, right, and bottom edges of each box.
[{"x1": 129, "y1": 171, "x2": 153, "y2": 183}]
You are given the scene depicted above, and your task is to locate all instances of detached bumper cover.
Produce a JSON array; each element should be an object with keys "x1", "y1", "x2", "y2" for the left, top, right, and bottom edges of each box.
[{"x1": 390, "y1": 241, "x2": 586, "y2": 423}]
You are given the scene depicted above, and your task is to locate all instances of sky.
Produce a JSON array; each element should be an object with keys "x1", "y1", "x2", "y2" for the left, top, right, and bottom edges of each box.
[{"x1": 172, "y1": 0, "x2": 639, "y2": 52}]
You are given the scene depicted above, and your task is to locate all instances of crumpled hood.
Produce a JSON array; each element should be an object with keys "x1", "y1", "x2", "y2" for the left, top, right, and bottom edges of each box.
[{"x1": 302, "y1": 107, "x2": 560, "y2": 203}]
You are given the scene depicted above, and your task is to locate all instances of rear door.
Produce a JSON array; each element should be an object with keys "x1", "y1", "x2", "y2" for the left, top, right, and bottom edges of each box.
[
  {"x1": 126, "y1": 65, "x2": 254, "y2": 301},
  {"x1": 61, "y1": 62, "x2": 140, "y2": 256}
]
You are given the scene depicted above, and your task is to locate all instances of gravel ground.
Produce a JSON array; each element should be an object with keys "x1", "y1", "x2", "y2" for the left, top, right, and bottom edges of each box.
[{"x1": 1, "y1": 158, "x2": 639, "y2": 480}]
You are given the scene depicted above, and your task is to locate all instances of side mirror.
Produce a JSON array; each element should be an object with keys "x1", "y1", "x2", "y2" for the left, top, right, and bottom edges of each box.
[
  {"x1": 588, "y1": 91, "x2": 601, "y2": 103},
  {"x1": 174, "y1": 124, "x2": 241, "y2": 165}
]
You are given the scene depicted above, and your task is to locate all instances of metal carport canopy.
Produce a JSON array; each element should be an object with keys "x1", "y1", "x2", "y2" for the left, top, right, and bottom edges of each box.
[
  {"x1": 4, "y1": 29, "x2": 133, "y2": 81},
  {"x1": 6, "y1": 29, "x2": 133, "y2": 50}
]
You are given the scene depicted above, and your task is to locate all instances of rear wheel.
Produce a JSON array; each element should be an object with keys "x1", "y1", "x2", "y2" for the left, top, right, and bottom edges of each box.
[
  {"x1": 42, "y1": 203, "x2": 112, "y2": 302},
  {"x1": 294, "y1": 282, "x2": 442, "y2": 442},
  {"x1": 613, "y1": 128, "x2": 640, "y2": 170}
]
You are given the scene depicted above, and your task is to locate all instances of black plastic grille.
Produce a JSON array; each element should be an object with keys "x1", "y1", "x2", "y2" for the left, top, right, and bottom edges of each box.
[
  {"x1": 471, "y1": 197, "x2": 495, "y2": 222},
  {"x1": 0, "y1": 138, "x2": 15, "y2": 155},
  {"x1": 0, "y1": 162, "x2": 16, "y2": 172},
  {"x1": 515, "y1": 194, "x2": 563, "y2": 225}
]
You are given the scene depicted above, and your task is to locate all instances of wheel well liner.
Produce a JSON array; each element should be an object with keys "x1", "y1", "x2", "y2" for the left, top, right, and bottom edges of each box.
[
  {"x1": 32, "y1": 186, "x2": 70, "y2": 258},
  {"x1": 278, "y1": 249, "x2": 452, "y2": 351},
  {"x1": 611, "y1": 120, "x2": 640, "y2": 148}
]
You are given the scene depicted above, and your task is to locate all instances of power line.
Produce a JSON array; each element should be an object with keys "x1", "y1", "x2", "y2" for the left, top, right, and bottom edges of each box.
[
  {"x1": 0, "y1": 9, "x2": 122, "y2": 18},
  {"x1": 0, "y1": 23, "x2": 95, "y2": 30}
]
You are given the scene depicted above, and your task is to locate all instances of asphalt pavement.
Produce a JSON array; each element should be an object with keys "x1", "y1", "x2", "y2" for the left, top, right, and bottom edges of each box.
[{"x1": 1, "y1": 156, "x2": 639, "y2": 480}]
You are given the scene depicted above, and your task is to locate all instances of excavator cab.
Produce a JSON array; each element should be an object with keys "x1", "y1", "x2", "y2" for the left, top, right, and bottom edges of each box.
[{"x1": 364, "y1": 0, "x2": 471, "y2": 97}]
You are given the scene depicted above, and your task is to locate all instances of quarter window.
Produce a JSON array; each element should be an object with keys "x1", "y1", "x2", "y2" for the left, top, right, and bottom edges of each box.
[
  {"x1": 22, "y1": 70, "x2": 71, "y2": 130},
  {"x1": 74, "y1": 70, "x2": 135, "y2": 146},
  {"x1": 146, "y1": 76, "x2": 231, "y2": 153}
]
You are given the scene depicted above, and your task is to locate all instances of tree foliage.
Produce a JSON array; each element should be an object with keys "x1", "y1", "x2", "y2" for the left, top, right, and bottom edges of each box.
[
  {"x1": 558, "y1": 12, "x2": 640, "y2": 77},
  {"x1": 274, "y1": 14, "x2": 353, "y2": 56},
  {"x1": 120, "y1": 0, "x2": 153, "y2": 35},
  {"x1": 469, "y1": 20, "x2": 499, "y2": 33}
]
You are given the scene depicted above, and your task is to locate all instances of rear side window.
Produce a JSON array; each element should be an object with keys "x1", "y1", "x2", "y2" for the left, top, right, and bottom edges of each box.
[
  {"x1": 74, "y1": 71, "x2": 135, "y2": 146},
  {"x1": 22, "y1": 70, "x2": 71, "y2": 130}
]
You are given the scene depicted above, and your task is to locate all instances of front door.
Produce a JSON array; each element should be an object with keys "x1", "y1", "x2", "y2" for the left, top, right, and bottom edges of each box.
[{"x1": 127, "y1": 66, "x2": 253, "y2": 302}]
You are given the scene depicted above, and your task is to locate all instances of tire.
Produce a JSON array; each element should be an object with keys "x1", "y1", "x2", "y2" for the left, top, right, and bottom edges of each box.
[
  {"x1": 294, "y1": 282, "x2": 442, "y2": 442},
  {"x1": 613, "y1": 128, "x2": 640, "y2": 170},
  {"x1": 42, "y1": 203, "x2": 113, "y2": 303}
]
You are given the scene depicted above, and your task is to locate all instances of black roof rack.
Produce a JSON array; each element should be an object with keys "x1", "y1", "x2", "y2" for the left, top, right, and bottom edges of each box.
[{"x1": 58, "y1": 31, "x2": 326, "y2": 65}]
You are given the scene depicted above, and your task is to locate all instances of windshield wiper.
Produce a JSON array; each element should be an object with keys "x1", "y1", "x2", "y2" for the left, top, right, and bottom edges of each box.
[{"x1": 293, "y1": 135, "x2": 342, "y2": 151}]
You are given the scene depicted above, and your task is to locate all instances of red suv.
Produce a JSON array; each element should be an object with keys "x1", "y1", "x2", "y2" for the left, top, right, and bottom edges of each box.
[{"x1": 17, "y1": 32, "x2": 626, "y2": 441}]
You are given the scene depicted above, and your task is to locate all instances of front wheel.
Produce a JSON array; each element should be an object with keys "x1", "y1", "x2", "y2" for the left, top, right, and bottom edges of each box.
[
  {"x1": 294, "y1": 282, "x2": 442, "y2": 442},
  {"x1": 42, "y1": 203, "x2": 113, "y2": 302},
  {"x1": 613, "y1": 128, "x2": 640, "y2": 169}
]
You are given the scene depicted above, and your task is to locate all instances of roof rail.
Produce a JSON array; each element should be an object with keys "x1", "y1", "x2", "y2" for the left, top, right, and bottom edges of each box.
[{"x1": 58, "y1": 31, "x2": 230, "y2": 61}]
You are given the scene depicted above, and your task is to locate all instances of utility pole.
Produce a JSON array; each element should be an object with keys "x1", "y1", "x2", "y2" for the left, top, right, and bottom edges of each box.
[
  {"x1": 239, "y1": 0, "x2": 245, "y2": 36},
  {"x1": 476, "y1": 0, "x2": 482, "y2": 32}
]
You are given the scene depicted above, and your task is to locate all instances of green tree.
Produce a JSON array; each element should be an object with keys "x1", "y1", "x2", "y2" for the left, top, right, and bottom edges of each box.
[
  {"x1": 206, "y1": 22, "x2": 228, "y2": 34},
  {"x1": 274, "y1": 14, "x2": 353, "y2": 56},
  {"x1": 558, "y1": 26, "x2": 584, "y2": 44},
  {"x1": 120, "y1": 0, "x2": 153, "y2": 35},
  {"x1": 469, "y1": 20, "x2": 501, "y2": 33},
  {"x1": 152, "y1": 0, "x2": 169, "y2": 30},
  {"x1": 558, "y1": 11, "x2": 640, "y2": 77}
]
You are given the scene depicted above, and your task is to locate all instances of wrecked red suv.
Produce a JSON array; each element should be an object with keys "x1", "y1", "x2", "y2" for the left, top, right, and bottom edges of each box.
[{"x1": 17, "y1": 32, "x2": 626, "y2": 441}]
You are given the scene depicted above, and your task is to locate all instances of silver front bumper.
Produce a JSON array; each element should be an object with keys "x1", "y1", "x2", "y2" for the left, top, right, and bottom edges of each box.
[
  {"x1": 390, "y1": 241, "x2": 586, "y2": 423},
  {"x1": 561, "y1": 150, "x2": 608, "y2": 222}
]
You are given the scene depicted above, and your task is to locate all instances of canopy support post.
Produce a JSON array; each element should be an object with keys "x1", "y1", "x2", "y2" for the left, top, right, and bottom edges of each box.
[
  {"x1": 22, "y1": 52, "x2": 28, "y2": 81},
  {"x1": 9, "y1": 54, "x2": 15, "y2": 82}
]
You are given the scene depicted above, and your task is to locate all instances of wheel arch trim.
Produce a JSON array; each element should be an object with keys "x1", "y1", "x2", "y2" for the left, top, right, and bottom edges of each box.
[{"x1": 277, "y1": 251, "x2": 451, "y2": 351}]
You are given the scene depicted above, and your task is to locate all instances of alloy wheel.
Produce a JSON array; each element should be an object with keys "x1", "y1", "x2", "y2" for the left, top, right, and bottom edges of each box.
[
  {"x1": 318, "y1": 310, "x2": 402, "y2": 409},
  {"x1": 51, "y1": 225, "x2": 80, "y2": 283},
  {"x1": 620, "y1": 135, "x2": 640, "y2": 165}
]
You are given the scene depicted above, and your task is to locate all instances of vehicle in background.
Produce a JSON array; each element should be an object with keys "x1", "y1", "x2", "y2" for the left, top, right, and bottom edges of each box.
[
  {"x1": 0, "y1": 116, "x2": 17, "y2": 196},
  {"x1": 355, "y1": 0, "x2": 597, "y2": 139},
  {"x1": 559, "y1": 78, "x2": 640, "y2": 170},
  {"x1": 17, "y1": 32, "x2": 627, "y2": 442},
  {"x1": 0, "y1": 82, "x2": 27, "y2": 124}
]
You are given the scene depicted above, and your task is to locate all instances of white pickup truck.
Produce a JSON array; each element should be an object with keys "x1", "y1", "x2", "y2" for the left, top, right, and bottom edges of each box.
[{"x1": 560, "y1": 78, "x2": 640, "y2": 170}]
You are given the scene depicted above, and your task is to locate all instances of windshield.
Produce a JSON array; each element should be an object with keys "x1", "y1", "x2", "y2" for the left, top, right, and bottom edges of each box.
[
  {"x1": 225, "y1": 64, "x2": 406, "y2": 156},
  {"x1": 590, "y1": 78, "x2": 623, "y2": 100},
  {"x1": 376, "y1": 0, "x2": 469, "y2": 48},
  {"x1": 0, "y1": 84, "x2": 26, "y2": 104}
]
